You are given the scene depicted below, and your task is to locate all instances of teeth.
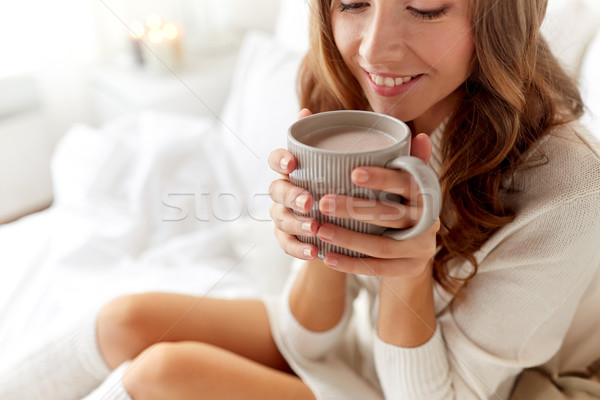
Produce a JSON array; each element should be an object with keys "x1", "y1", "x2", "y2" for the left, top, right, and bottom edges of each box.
[{"x1": 370, "y1": 73, "x2": 415, "y2": 87}]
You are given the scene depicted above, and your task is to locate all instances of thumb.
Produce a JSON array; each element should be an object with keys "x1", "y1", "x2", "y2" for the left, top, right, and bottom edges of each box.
[
  {"x1": 411, "y1": 133, "x2": 432, "y2": 164},
  {"x1": 298, "y1": 108, "x2": 313, "y2": 119}
]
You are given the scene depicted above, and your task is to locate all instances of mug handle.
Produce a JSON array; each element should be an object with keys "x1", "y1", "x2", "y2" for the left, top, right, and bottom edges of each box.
[{"x1": 381, "y1": 156, "x2": 441, "y2": 240}]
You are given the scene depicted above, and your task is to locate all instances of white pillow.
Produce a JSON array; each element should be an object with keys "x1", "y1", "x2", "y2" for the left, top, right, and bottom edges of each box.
[
  {"x1": 580, "y1": 32, "x2": 600, "y2": 139},
  {"x1": 219, "y1": 30, "x2": 304, "y2": 218},
  {"x1": 218, "y1": 30, "x2": 304, "y2": 293},
  {"x1": 542, "y1": 0, "x2": 600, "y2": 79}
]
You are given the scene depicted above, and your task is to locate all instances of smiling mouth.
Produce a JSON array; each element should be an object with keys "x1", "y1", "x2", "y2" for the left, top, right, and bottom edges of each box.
[{"x1": 369, "y1": 73, "x2": 421, "y2": 87}]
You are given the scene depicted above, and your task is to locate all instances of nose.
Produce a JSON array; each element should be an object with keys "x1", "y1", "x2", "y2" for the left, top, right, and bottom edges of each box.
[{"x1": 359, "y1": 7, "x2": 407, "y2": 66}]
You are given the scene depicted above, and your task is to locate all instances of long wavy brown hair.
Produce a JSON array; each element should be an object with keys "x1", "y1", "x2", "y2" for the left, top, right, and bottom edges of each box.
[{"x1": 298, "y1": 0, "x2": 584, "y2": 292}]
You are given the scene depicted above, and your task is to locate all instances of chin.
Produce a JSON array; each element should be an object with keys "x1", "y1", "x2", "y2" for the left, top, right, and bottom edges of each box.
[{"x1": 370, "y1": 103, "x2": 422, "y2": 124}]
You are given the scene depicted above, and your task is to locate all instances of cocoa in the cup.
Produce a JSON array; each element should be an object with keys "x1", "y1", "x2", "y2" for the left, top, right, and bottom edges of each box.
[{"x1": 303, "y1": 127, "x2": 397, "y2": 152}]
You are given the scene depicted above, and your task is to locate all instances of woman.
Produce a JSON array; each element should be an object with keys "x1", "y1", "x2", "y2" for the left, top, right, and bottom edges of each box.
[
  {"x1": 1, "y1": 0, "x2": 599, "y2": 399},
  {"x1": 267, "y1": 0, "x2": 600, "y2": 398}
]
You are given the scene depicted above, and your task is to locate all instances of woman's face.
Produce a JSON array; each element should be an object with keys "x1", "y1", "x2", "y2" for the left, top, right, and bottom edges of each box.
[{"x1": 331, "y1": 0, "x2": 475, "y2": 133}]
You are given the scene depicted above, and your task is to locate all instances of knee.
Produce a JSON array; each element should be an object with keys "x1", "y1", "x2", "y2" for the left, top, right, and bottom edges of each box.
[
  {"x1": 123, "y1": 342, "x2": 194, "y2": 399},
  {"x1": 97, "y1": 294, "x2": 156, "y2": 368}
]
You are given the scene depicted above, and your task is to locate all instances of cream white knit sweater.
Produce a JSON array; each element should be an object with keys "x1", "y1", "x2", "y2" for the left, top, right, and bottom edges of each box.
[{"x1": 265, "y1": 122, "x2": 600, "y2": 400}]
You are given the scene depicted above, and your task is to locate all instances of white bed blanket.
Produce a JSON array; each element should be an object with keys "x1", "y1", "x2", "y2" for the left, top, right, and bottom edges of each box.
[
  {"x1": 0, "y1": 110, "x2": 294, "y2": 365},
  {"x1": 0, "y1": 29, "x2": 303, "y2": 366}
]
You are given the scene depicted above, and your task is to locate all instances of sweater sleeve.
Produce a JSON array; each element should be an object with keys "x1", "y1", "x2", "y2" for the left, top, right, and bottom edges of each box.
[{"x1": 373, "y1": 192, "x2": 600, "y2": 400}]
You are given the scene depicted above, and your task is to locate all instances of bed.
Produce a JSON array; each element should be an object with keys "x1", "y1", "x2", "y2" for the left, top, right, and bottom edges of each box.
[
  {"x1": 0, "y1": 3, "x2": 309, "y2": 364},
  {"x1": 1, "y1": 0, "x2": 599, "y2": 372}
]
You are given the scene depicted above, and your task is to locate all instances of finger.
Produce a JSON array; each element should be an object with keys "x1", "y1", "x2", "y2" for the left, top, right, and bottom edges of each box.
[
  {"x1": 319, "y1": 194, "x2": 420, "y2": 229},
  {"x1": 268, "y1": 109, "x2": 312, "y2": 175},
  {"x1": 274, "y1": 227, "x2": 318, "y2": 260},
  {"x1": 322, "y1": 254, "x2": 427, "y2": 278},
  {"x1": 411, "y1": 133, "x2": 432, "y2": 163},
  {"x1": 317, "y1": 222, "x2": 439, "y2": 260},
  {"x1": 270, "y1": 203, "x2": 318, "y2": 237},
  {"x1": 269, "y1": 179, "x2": 313, "y2": 214},
  {"x1": 298, "y1": 108, "x2": 313, "y2": 119},
  {"x1": 268, "y1": 148, "x2": 297, "y2": 175},
  {"x1": 351, "y1": 167, "x2": 420, "y2": 202}
]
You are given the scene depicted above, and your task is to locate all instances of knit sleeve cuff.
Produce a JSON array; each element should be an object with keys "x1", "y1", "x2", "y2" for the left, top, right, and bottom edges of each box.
[
  {"x1": 374, "y1": 325, "x2": 453, "y2": 399},
  {"x1": 279, "y1": 289, "x2": 354, "y2": 360}
]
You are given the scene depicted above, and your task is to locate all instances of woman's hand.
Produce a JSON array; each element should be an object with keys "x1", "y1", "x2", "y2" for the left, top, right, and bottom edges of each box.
[
  {"x1": 269, "y1": 108, "x2": 440, "y2": 278},
  {"x1": 268, "y1": 109, "x2": 319, "y2": 260},
  {"x1": 316, "y1": 133, "x2": 440, "y2": 278}
]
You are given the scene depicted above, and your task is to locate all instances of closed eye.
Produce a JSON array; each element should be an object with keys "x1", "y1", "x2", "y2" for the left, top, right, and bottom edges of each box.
[
  {"x1": 339, "y1": 2, "x2": 369, "y2": 12},
  {"x1": 407, "y1": 6, "x2": 447, "y2": 20}
]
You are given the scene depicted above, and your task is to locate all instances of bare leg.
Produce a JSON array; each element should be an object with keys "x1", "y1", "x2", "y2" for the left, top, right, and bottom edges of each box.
[
  {"x1": 96, "y1": 293, "x2": 314, "y2": 398},
  {"x1": 123, "y1": 341, "x2": 315, "y2": 400},
  {"x1": 97, "y1": 293, "x2": 291, "y2": 371}
]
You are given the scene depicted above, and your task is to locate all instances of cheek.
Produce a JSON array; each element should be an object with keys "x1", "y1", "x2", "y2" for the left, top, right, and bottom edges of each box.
[
  {"x1": 442, "y1": 31, "x2": 474, "y2": 77},
  {"x1": 332, "y1": 25, "x2": 354, "y2": 63},
  {"x1": 456, "y1": 34, "x2": 475, "y2": 75},
  {"x1": 422, "y1": 35, "x2": 473, "y2": 84},
  {"x1": 332, "y1": 16, "x2": 365, "y2": 65}
]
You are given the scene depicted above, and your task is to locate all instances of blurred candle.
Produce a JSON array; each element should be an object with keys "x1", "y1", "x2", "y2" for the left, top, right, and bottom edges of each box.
[
  {"x1": 148, "y1": 27, "x2": 165, "y2": 44},
  {"x1": 162, "y1": 23, "x2": 182, "y2": 66},
  {"x1": 128, "y1": 20, "x2": 145, "y2": 66},
  {"x1": 162, "y1": 23, "x2": 178, "y2": 40},
  {"x1": 146, "y1": 14, "x2": 162, "y2": 30},
  {"x1": 143, "y1": 19, "x2": 183, "y2": 73}
]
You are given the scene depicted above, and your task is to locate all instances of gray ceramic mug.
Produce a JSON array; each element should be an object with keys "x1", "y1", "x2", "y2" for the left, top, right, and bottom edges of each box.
[{"x1": 287, "y1": 110, "x2": 441, "y2": 258}]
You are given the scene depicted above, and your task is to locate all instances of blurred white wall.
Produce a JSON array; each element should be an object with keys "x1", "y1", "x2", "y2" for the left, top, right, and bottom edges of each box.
[
  {"x1": 0, "y1": 0, "x2": 281, "y2": 223},
  {"x1": 0, "y1": 0, "x2": 281, "y2": 145}
]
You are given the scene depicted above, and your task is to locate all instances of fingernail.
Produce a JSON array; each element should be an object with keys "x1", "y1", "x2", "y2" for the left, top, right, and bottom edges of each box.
[
  {"x1": 318, "y1": 226, "x2": 335, "y2": 241},
  {"x1": 280, "y1": 156, "x2": 291, "y2": 171},
  {"x1": 320, "y1": 196, "x2": 334, "y2": 215},
  {"x1": 303, "y1": 247, "x2": 314, "y2": 258},
  {"x1": 295, "y1": 193, "x2": 309, "y2": 210},
  {"x1": 352, "y1": 168, "x2": 369, "y2": 184},
  {"x1": 324, "y1": 254, "x2": 338, "y2": 268},
  {"x1": 302, "y1": 221, "x2": 316, "y2": 235}
]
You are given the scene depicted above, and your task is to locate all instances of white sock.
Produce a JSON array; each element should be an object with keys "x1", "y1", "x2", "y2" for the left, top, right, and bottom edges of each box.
[
  {"x1": 83, "y1": 362, "x2": 132, "y2": 400},
  {"x1": 0, "y1": 313, "x2": 111, "y2": 400}
]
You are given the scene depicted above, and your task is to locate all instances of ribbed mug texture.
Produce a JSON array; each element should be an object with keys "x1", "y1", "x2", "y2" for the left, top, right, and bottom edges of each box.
[{"x1": 288, "y1": 111, "x2": 411, "y2": 258}]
